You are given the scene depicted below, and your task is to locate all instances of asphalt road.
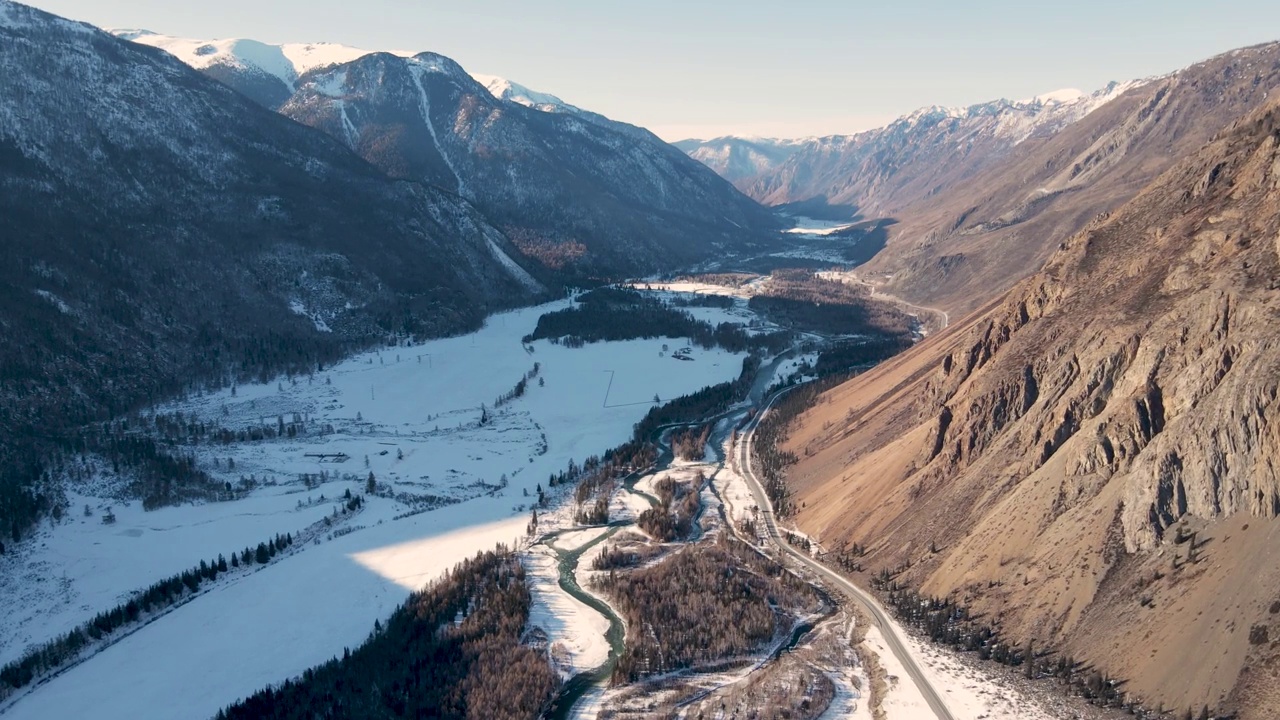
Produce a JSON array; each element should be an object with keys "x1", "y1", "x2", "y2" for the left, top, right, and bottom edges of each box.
[{"x1": 735, "y1": 388, "x2": 957, "y2": 720}]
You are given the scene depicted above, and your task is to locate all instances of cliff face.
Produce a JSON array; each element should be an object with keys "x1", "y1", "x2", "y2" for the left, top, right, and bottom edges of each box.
[{"x1": 781, "y1": 100, "x2": 1280, "y2": 717}]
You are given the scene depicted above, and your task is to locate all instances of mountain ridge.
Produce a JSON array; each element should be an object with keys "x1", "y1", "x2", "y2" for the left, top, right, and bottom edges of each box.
[
  {"x1": 114, "y1": 28, "x2": 780, "y2": 277},
  {"x1": 778, "y1": 94, "x2": 1280, "y2": 719},
  {"x1": 0, "y1": 0, "x2": 542, "y2": 539}
]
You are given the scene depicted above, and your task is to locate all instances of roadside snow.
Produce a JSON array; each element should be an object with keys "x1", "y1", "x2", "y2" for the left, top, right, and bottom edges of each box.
[
  {"x1": 897, "y1": 630, "x2": 1057, "y2": 720},
  {"x1": 863, "y1": 624, "x2": 937, "y2": 720},
  {"x1": 861, "y1": 618, "x2": 1057, "y2": 720}
]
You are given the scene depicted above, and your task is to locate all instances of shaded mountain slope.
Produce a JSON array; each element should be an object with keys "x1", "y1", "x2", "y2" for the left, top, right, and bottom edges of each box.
[
  {"x1": 277, "y1": 52, "x2": 779, "y2": 276},
  {"x1": 112, "y1": 29, "x2": 783, "y2": 277},
  {"x1": 0, "y1": 0, "x2": 540, "y2": 538},
  {"x1": 778, "y1": 96, "x2": 1280, "y2": 718}
]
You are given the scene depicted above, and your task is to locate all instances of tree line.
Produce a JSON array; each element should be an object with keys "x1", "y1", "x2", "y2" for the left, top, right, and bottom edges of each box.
[
  {"x1": 1, "y1": 530, "x2": 297, "y2": 698},
  {"x1": 523, "y1": 287, "x2": 786, "y2": 354},
  {"x1": 747, "y1": 270, "x2": 915, "y2": 338},
  {"x1": 217, "y1": 547, "x2": 559, "y2": 720},
  {"x1": 494, "y1": 363, "x2": 541, "y2": 409}
]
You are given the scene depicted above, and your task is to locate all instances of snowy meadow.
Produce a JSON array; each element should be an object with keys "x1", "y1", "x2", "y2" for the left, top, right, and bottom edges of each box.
[{"x1": 0, "y1": 297, "x2": 750, "y2": 720}]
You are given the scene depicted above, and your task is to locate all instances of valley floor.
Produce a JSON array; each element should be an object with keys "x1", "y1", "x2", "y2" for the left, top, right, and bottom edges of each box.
[
  {"x1": 0, "y1": 298, "x2": 747, "y2": 719},
  {"x1": 1, "y1": 284, "x2": 1094, "y2": 720}
]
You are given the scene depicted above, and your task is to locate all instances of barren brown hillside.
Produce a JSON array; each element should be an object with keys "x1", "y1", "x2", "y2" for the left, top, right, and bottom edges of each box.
[
  {"x1": 857, "y1": 42, "x2": 1280, "y2": 316},
  {"x1": 780, "y1": 98, "x2": 1280, "y2": 718}
]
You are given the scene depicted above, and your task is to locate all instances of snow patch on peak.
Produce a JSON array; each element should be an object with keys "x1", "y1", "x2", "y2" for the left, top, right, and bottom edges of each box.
[
  {"x1": 1030, "y1": 88, "x2": 1086, "y2": 104},
  {"x1": 108, "y1": 27, "x2": 154, "y2": 41},
  {"x1": 473, "y1": 73, "x2": 574, "y2": 112},
  {"x1": 115, "y1": 32, "x2": 295, "y2": 81},
  {"x1": 281, "y1": 43, "x2": 409, "y2": 77},
  {"x1": 111, "y1": 30, "x2": 415, "y2": 91},
  {"x1": 311, "y1": 69, "x2": 348, "y2": 98},
  {"x1": 408, "y1": 52, "x2": 470, "y2": 80}
]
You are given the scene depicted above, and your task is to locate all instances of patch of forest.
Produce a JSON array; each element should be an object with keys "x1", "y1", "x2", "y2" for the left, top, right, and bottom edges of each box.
[
  {"x1": 671, "y1": 294, "x2": 735, "y2": 309},
  {"x1": 590, "y1": 534, "x2": 666, "y2": 571},
  {"x1": 811, "y1": 337, "x2": 913, "y2": 378},
  {"x1": 749, "y1": 270, "x2": 914, "y2": 337},
  {"x1": 679, "y1": 648, "x2": 837, "y2": 720},
  {"x1": 523, "y1": 287, "x2": 786, "y2": 353},
  {"x1": 670, "y1": 424, "x2": 712, "y2": 462},
  {"x1": 636, "y1": 473, "x2": 704, "y2": 542},
  {"x1": 219, "y1": 547, "x2": 558, "y2": 720},
  {"x1": 597, "y1": 533, "x2": 821, "y2": 683},
  {"x1": 672, "y1": 273, "x2": 756, "y2": 288},
  {"x1": 633, "y1": 354, "x2": 761, "y2": 443}
]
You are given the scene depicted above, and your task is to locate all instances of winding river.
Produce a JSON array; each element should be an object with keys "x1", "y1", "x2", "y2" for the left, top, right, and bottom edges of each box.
[{"x1": 540, "y1": 352, "x2": 799, "y2": 719}]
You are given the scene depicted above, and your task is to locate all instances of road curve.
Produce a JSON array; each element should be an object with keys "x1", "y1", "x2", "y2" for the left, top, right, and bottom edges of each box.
[{"x1": 735, "y1": 388, "x2": 957, "y2": 720}]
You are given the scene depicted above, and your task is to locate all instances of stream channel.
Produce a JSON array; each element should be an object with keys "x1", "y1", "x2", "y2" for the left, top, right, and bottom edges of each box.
[{"x1": 540, "y1": 352, "x2": 801, "y2": 719}]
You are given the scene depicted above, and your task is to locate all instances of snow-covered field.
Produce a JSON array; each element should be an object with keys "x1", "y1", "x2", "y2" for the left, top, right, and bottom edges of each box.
[
  {"x1": 863, "y1": 624, "x2": 938, "y2": 719},
  {"x1": 0, "y1": 298, "x2": 749, "y2": 720},
  {"x1": 628, "y1": 280, "x2": 755, "y2": 299},
  {"x1": 783, "y1": 217, "x2": 857, "y2": 236}
]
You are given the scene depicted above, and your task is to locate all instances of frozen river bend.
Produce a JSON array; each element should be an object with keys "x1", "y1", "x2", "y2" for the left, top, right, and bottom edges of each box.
[{"x1": 0, "y1": 298, "x2": 752, "y2": 720}]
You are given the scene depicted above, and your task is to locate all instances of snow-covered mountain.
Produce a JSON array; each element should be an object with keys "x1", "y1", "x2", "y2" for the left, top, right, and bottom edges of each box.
[
  {"x1": 114, "y1": 29, "x2": 586, "y2": 119},
  {"x1": 671, "y1": 137, "x2": 808, "y2": 189},
  {"x1": 683, "y1": 81, "x2": 1146, "y2": 215},
  {"x1": 0, "y1": 0, "x2": 541, "y2": 451},
  {"x1": 112, "y1": 29, "x2": 777, "y2": 275},
  {"x1": 108, "y1": 29, "x2": 412, "y2": 108},
  {"x1": 470, "y1": 73, "x2": 576, "y2": 113}
]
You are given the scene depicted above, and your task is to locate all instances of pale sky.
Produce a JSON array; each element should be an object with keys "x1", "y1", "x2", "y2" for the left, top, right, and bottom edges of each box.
[{"x1": 25, "y1": 0, "x2": 1280, "y2": 140}]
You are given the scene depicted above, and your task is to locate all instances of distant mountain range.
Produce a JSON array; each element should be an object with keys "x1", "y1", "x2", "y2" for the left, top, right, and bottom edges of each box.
[
  {"x1": 680, "y1": 45, "x2": 1280, "y2": 319},
  {"x1": 678, "y1": 82, "x2": 1145, "y2": 211},
  {"x1": 745, "y1": 82, "x2": 1145, "y2": 212},
  {"x1": 113, "y1": 29, "x2": 779, "y2": 276},
  {"x1": 671, "y1": 137, "x2": 808, "y2": 187}
]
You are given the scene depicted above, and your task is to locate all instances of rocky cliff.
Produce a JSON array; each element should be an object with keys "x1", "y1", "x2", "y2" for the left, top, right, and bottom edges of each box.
[{"x1": 780, "y1": 97, "x2": 1280, "y2": 718}]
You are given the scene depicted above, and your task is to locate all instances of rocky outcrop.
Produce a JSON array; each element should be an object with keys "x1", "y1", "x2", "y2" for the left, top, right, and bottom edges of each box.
[{"x1": 780, "y1": 99, "x2": 1280, "y2": 717}]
